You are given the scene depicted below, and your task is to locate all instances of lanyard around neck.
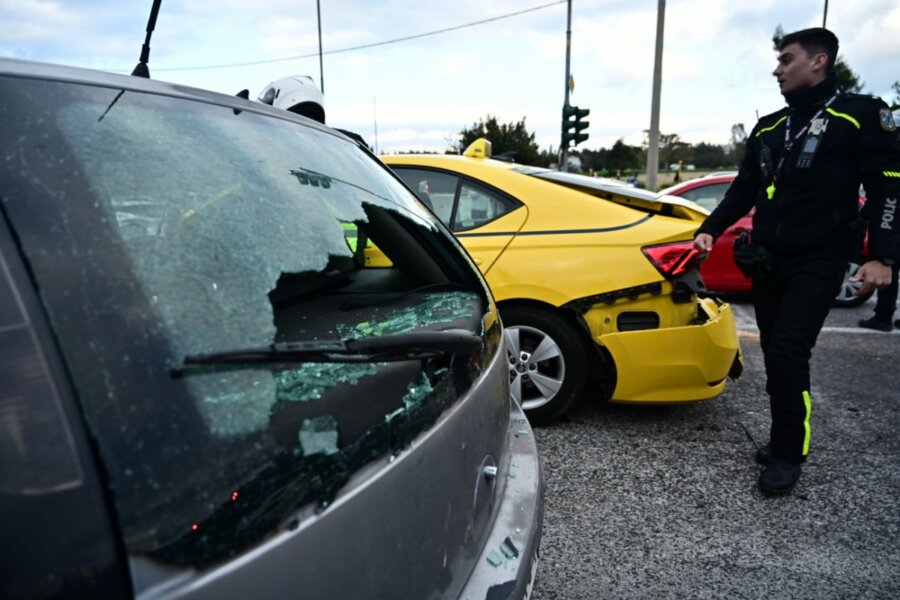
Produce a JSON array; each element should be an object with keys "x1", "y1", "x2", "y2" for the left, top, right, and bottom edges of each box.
[
  {"x1": 765, "y1": 93, "x2": 838, "y2": 200},
  {"x1": 780, "y1": 94, "x2": 838, "y2": 167}
]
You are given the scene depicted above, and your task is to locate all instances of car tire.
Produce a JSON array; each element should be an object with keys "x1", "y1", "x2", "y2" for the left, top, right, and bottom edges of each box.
[
  {"x1": 500, "y1": 305, "x2": 589, "y2": 425},
  {"x1": 833, "y1": 261, "x2": 873, "y2": 308}
]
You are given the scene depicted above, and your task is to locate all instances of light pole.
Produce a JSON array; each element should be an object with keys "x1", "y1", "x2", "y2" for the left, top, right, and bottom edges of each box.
[
  {"x1": 317, "y1": 0, "x2": 325, "y2": 93},
  {"x1": 646, "y1": 0, "x2": 665, "y2": 192},
  {"x1": 560, "y1": 0, "x2": 573, "y2": 171},
  {"x1": 823, "y1": 0, "x2": 829, "y2": 27}
]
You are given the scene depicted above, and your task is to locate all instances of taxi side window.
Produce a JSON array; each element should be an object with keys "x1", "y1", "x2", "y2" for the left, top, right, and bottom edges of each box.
[
  {"x1": 392, "y1": 168, "x2": 518, "y2": 231},
  {"x1": 394, "y1": 169, "x2": 458, "y2": 224},
  {"x1": 453, "y1": 181, "x2": 517, "y2": 231}
]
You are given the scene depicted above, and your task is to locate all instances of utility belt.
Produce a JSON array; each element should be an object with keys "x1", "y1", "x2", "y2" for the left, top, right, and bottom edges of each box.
[{"x1": 733, "y1": 231, "x2": 775, "y2": 279}]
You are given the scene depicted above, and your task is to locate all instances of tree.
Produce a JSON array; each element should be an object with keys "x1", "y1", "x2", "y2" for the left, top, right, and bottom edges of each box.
[
  {"x1": 833, "y1": 57, "x2": 864, "y2": 94},
  {"x1": 728, "y1": 123, "x2": 747, "y2": 166},
  {"x1": 607, "y1": 138, "x2": 641, "y2": 172},
  {"x1": 455, "y1": 116, "x2": 543, "y2": 165},
  {"x1": 693, "y1": 142, "x2": 728, "y2": 169},
  {"x1": 772, "y1": 25, "x2": 784, "y2": 48},
  {"x1": 537, "y1": 146, "x2": 558, "y2": 168},
  {"x1": 578, "y1": 147, "x2": 610, "y2": 173},
  {"x1": 890, "y1": 80, "x2": 900, "y2": 109},
  {"x1": 643, "y1": 131, "x2": 687, "y2": 170}
]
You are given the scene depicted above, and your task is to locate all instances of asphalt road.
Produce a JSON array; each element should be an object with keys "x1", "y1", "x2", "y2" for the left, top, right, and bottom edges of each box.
[{"x1": 530, "y1": 295, "x2": 899, "y2": 599}]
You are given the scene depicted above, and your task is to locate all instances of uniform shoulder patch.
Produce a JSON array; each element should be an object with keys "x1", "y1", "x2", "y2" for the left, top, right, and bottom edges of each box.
[
  {"x1": 879, "y1": 108, "x2": 897, "y2": 131},
  {"x1": 841, "y1": 93, "x2": 889, "y2": 112},
  {"x1": 842, "y1": 92, "x2": 880, "y2": 101},
  {"x1": 758, "y1": 107, "x2": 787, "y2": 121},
  {"x1": 752, "y1": 109, "x2": 788, "y2": 137}
]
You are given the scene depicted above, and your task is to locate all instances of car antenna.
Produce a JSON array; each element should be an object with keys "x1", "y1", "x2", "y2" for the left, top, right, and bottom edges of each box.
[
  {"x1": 233, "y1": 89, "x2": 250, "y2": 115},
  {"x1": 132, "y1": 0, "x2": 163, "y2": 78}
]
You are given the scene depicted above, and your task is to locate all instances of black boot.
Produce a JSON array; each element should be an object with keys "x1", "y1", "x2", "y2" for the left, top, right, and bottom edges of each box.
[
  {"x1": 759, "y1": 459, "x2": 802, "y2": 495},
  {"x1": 755, "y1": 444, "x2": 806, "y2": 466},
  {"x1": 858, "y1": 317, "x2": 893, "y2": 332}
]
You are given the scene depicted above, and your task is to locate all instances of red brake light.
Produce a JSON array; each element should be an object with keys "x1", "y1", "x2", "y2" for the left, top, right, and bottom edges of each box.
[{"x1": 642, "y1": 241, "x2": 704, "y2": 278}]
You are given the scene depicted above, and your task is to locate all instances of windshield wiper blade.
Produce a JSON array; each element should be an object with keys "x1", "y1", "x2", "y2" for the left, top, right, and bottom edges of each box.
[{"x1": 182, "y1": 329, "x2": 482, "y2": 365}]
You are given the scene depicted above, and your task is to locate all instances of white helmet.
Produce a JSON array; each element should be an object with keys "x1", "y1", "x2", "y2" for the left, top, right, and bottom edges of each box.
[{"x1": 257, "y1": 75, "x2": 325, "y2": 123}]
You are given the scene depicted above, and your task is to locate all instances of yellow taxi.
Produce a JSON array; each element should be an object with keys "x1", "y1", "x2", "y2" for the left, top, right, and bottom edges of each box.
[{"x1": 382, "y1": 140, "x2": 742, "y2": 424}]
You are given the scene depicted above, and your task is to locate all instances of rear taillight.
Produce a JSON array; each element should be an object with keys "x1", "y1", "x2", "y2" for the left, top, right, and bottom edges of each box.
[{"x1": 642, "y1": 241, "x2": 704, "y2": 278}]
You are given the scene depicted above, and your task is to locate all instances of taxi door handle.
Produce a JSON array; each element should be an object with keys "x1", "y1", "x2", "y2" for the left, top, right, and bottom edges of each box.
[{"x1": 472, "y1": 257, "x2": 483, "y2": 265}]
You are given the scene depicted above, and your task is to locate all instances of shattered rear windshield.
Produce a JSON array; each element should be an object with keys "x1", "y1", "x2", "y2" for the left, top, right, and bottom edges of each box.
[{"x1": 0, "y1": 78, "x2": 496, "y2": 569}]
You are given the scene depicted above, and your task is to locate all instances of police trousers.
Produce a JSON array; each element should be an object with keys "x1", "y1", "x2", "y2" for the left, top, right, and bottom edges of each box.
[
  {"x1": 873, "y1": 263, "x2": 899, "y2": 322},
  {"x1": 751, "y1": 249, "x2": 845, "y2": 464}
]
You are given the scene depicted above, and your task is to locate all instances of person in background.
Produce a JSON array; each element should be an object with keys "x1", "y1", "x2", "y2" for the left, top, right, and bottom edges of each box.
[
  {"x1": 257, "y1": 75, "x2": 326, "y2": 123},
  {"x1": 859, "y1": 109, "x2": 900, "y2": 332},
  {"x1": 693, "y1": 27, "x2": 900, "y2": 496},
  {"x1": 857, "y1": 262, "x2": 898, "y2": 331}
]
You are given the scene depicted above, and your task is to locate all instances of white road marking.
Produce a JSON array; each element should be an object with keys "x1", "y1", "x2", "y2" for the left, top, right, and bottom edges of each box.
[
  {"x1": 818, "y1": 326, "x2": 898, "y2": 335},
  {"x1": 729, "y1": 302, "x2": 898, "y2": 334}
]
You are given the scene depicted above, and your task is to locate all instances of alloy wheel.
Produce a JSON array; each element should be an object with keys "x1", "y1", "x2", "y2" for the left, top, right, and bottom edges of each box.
[{"x1": 504, "y1": 324, "x2": 565, "y2": 411}]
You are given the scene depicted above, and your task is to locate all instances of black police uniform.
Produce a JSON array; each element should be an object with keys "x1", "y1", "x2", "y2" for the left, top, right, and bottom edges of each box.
[{"x1": 696, "y1": 73, "x2": 900, "y2": 466}]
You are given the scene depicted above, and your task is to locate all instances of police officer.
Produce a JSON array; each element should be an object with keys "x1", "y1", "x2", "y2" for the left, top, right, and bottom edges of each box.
[{"x1": 693, "y1": 28, "x2": 900, "y2": 496}]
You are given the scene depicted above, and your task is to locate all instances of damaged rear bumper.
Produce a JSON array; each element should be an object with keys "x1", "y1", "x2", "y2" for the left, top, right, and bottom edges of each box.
[{"x1": 600, "y1": 297, "x2": 742, "y2": 403}]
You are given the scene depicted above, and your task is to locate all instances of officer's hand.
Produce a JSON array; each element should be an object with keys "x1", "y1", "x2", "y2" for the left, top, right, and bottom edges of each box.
[
  {"x1": 694, "y1": 233, "x2": 714, "y2": 253},
  {"x1": 850, "y1": 260, "x2": 893, "y2": 296}
]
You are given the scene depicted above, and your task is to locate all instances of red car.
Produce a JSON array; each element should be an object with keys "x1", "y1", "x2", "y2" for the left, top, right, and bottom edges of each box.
[{"x1": 660, "y1": 173, "x2": 871, "y2": 307}]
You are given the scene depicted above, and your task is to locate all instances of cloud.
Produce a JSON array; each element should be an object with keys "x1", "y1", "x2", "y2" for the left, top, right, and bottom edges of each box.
[
  {"x1": 421, "y1": 128, "x2": 451, "y2": 140},
  {"x1": 376, "y1": 127, "x2": 419, "y2": 142},
  {"x1": 2, "y1": 0, "x2": 898, "y2": 157}
]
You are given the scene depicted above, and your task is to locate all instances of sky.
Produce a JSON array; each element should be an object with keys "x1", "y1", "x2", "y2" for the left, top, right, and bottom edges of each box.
[{"x1": 1, "y1": 0, "x2": 898, "y2": 155}]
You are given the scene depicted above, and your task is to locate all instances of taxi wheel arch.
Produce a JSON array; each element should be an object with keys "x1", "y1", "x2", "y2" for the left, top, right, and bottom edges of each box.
[{"x1": 499, "y1": 302, "x2": 592, "y2": 425}]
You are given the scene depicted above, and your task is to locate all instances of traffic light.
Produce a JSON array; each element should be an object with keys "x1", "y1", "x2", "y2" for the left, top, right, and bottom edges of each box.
[{"x1": 562, "y1": 104, "x2": 590, "y2": 147}]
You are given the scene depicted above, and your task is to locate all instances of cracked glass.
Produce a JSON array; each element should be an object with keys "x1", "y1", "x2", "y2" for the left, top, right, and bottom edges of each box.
[{"x1": 0, "y1": 77, "x2": 497, "y2": 569}]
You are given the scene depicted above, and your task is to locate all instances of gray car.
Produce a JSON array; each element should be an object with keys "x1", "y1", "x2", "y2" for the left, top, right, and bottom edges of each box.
[{"x1": 0, "y1": 58, "x2": 542, "y2": 599}]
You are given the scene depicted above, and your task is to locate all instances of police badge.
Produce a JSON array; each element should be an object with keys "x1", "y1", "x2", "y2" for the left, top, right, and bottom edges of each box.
[
  {"x1": 880, "y1": 108, "x2": 897, "y2": 131},
  {"x1": 808, "y1": 118, "x2": 828, "y2": 135}
]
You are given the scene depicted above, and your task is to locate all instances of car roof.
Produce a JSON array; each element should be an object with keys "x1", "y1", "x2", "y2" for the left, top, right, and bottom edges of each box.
[
  {"x1": 0, "y1": 57, "x2": 338, "y2": 137},
  {"x1": 383, "y1": 154, "x2": 659, "y2": 202},
  {"x1": 512, "y1": 166, "x2": 662, "y2": 201}
]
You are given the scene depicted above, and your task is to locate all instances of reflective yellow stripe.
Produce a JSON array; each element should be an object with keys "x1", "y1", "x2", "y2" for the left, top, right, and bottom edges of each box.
[
  {"x1": 755, "y1": 116, "x2": 787, "y2": 137},
  {"x1": 802, "y1": 390, "x2": 812, "y2": 456},
  {"x1": 825, "y1": 107, "x2": 860, "y2": 129},
  {"x1": 885, "y1": 171, "x2": 900, "y2": 178}
]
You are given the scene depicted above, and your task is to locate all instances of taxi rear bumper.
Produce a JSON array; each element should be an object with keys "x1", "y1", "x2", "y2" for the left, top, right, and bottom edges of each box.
[{"x1": 597, "y1": 297, "x2": 742, "y2": 403}]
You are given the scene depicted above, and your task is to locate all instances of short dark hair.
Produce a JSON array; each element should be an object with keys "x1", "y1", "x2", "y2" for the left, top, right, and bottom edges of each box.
[{"x1": 778, "y1": 27, "x2": 839, "y2": 74}]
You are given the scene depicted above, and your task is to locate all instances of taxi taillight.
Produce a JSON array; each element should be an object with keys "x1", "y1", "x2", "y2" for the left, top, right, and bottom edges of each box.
[{"x1": 642, "y1": 241, "x2": 704, "y2": 279}]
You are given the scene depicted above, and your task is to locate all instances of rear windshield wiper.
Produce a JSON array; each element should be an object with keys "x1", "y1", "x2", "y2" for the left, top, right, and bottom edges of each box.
[{"x1": 182, "y1": 329, "x2": 482, "y2": 365}]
